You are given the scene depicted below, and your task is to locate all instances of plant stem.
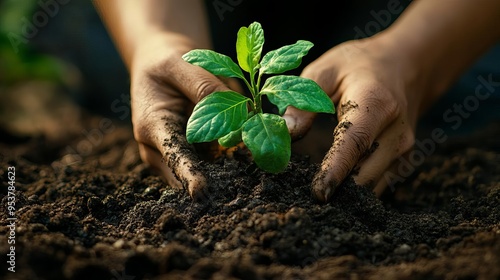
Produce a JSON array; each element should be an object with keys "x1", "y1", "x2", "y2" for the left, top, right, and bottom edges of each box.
[
  {"x1": 249, "y1": 69, "x2": 262, "y2": 113},
  {"x1": 254, "y1": 93, "x2": 262, "y2": 113}
]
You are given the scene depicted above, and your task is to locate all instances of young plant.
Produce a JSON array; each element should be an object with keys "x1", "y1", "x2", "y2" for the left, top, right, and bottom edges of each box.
[{"x1": 182, "y1": 22, "x2": 335, "y2": 173}]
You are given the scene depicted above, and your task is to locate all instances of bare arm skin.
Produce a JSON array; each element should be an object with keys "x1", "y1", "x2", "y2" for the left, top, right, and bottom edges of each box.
[
  {"x1": 92, "y1": 0, "x2": 233, "y2": 199},
  {"x1": 282, "y1": 0, "x2": 500, "y2": 201},
  {"x1": 93, "y1": 0, "x2": 211, "y2": 68}
]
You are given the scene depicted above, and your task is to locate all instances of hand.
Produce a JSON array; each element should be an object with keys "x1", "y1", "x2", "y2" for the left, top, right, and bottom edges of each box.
[
  {"x1": 129, "y1": 34, "x2": 236, "y2": 200},
  {"x1": 283, "y1": 36, "x2": 426, "y2": 202}
]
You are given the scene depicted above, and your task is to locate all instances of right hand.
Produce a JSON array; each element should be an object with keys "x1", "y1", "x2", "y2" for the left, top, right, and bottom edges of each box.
[
  {"x1": 129, "y1": 34, "x2": 237, "y2": 200},
  {"x1": 283, "y1": 36, "x2": 427, "y2": 201}
]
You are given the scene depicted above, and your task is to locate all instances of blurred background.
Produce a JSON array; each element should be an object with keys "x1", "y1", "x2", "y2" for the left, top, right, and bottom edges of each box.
[
  {"x1": 0, "y1": 0, "x2": 499, "y2": 163},
  {"x1": 0, "y1": 0, "x2": 129, "y2": 116},
  {"x1": 0, "y1": 0, "x2": 132, "y2": 165}
]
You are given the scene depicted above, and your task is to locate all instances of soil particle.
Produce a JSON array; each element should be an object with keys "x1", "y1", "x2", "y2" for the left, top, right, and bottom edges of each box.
[{"x1": 338, "y1": 100, "x2": 359, "y2": 117}]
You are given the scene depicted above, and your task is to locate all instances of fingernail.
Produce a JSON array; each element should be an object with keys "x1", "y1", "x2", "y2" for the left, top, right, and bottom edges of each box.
[
  {"x1": 312, "y1": 169, "x2": 339, "y2": 202},
  {"x1": 282, "y1": 115, "x2": 296, "y2": 131},
  {"x1": 321, "y1": 177, "x2": 338, "y2": 202}
]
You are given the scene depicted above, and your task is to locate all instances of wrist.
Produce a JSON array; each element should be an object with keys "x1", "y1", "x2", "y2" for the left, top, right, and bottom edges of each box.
[
  {"x1": 375, "y1": 0, "x2": 500, "y2": 109},
  {"x1": 129, "y1": 31, "x2": 199, "y2": 76}
]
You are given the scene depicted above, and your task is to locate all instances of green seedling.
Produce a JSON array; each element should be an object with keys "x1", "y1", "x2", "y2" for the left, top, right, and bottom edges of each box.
[{"x1": 182, "y1": 21, "x2": 335, "y2": 173}]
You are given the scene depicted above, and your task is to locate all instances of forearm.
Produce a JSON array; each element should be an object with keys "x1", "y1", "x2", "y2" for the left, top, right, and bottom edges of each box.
[
  {"x1": 380, "y1": 0, "x2": 500, "y2": 105},
  {"x1": 92, "y1": 0, "x2": 211, "y2": 70}
]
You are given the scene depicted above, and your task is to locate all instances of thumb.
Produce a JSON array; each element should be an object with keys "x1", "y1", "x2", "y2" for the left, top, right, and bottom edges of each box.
[
  {"x1": 282, "y1": 107, "x2": 316, "y2": 140},
  {"x1": 283, "y1": 59, "x2": 340, "y2": 140},
  {"x1": 170, "y1": 59, "x2": 235, "y2": 103}
]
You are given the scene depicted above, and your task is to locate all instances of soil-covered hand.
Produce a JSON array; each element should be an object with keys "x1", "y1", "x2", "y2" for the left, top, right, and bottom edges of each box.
[
  {"x1": 130, "y1": 34, "x2": 238, "y2": 200},
  {"x1": 93, "y1": 0, "x2": 236, "y2": 200},
  {"x1": 284, "y1": 0, "x2": 500, "y2": 202},
  {"x1": 284, "y1": 37, "x2": 424, "y2": 202}
]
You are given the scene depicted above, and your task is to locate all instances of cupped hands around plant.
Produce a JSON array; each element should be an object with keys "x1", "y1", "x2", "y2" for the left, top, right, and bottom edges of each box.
[{"x1": 183, "y1": 22, "x2": 335, "y2": 173}]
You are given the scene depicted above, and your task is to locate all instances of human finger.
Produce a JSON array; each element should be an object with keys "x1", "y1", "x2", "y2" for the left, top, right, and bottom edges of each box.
[
  {"x1": 311, "y1": 84, "x2": 400, "y2": 202},
  {"x1": 351, "y1": 121, "x2": 415, "y2": 195},
  {"x1": 138, "y1": 143, "x2": 183, "y2": 189},
  {"x1": 282, "y1": 59, "x2": 341, "y2": 140},
  {"x1": 282, "y1": 107, "x2": 316, "y2": 140},
  {"x1": 372, "y1": 145, "x2": 417, "y2": 197},
  {"x1": 133, "y1": 108, "x2": 207, "y2": 200},
  {"x1": 160, "y1": 59, "x2": 235, "y2": 103}
]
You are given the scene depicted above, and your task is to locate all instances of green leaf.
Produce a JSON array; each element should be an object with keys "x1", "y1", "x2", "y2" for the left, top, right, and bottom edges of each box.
[
  {"x1": 236, "y1": 22, "x2": 264, "y2": 73},
  {"x1": 261, "y1": 75, "x2": 335, "y2": 115},
  {"x1": 242, "y1": 113, "x2": 291, "y2": 173},
  {"x1": 260, "y1": 40, "x2": 314, "y2": 74},
  {"x1": 182, "y1": 49, "x2": 245, "y2": 79},
  {"x1": 218, "y1": 127, "x2": 242, "y2": 148},
  {"x1": 186, "y1": 91, "x2": 250, "y2": 143}
]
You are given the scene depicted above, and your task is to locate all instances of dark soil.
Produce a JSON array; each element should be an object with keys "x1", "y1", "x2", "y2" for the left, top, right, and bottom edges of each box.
[{"x1": 1, "y1": 85, "x2": 499, "y2": 280}]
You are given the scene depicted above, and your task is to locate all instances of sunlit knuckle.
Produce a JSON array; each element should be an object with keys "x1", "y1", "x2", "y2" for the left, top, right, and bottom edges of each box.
[
  {"x1": 194, "y1": 78, "x2": 222, "y2": 102},
  {"x1": 362, "y1": 87, "x2": 401, "y2": 122}
]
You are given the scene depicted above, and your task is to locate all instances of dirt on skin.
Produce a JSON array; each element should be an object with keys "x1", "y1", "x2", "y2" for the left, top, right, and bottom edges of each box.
[{"x1": 1, "y1": 86, "x2": 500, "y2": 280}]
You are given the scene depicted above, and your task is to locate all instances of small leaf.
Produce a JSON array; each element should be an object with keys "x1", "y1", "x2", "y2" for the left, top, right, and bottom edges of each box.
[
  {"x1": 261, "y1": 75, "x2": 335, "y2": 115},
  {"x1": 260, "y1": 40, "x2": 314, "y2": 74},
  {"x1": 182, "y1": 49, "x2": 245, "y2": 79},
  {"x1": 187, "y1": 91, "x2": 250, "y2": 143},
  {"x1": 218, "y1": 127, "x2": 242, "y2": 148},
  {"x1": 236, "y1": 22, "x2": 264, "y2": 73},
  {"x1": 242, "y1": 113, "x2": 291, "y2": 173}
]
